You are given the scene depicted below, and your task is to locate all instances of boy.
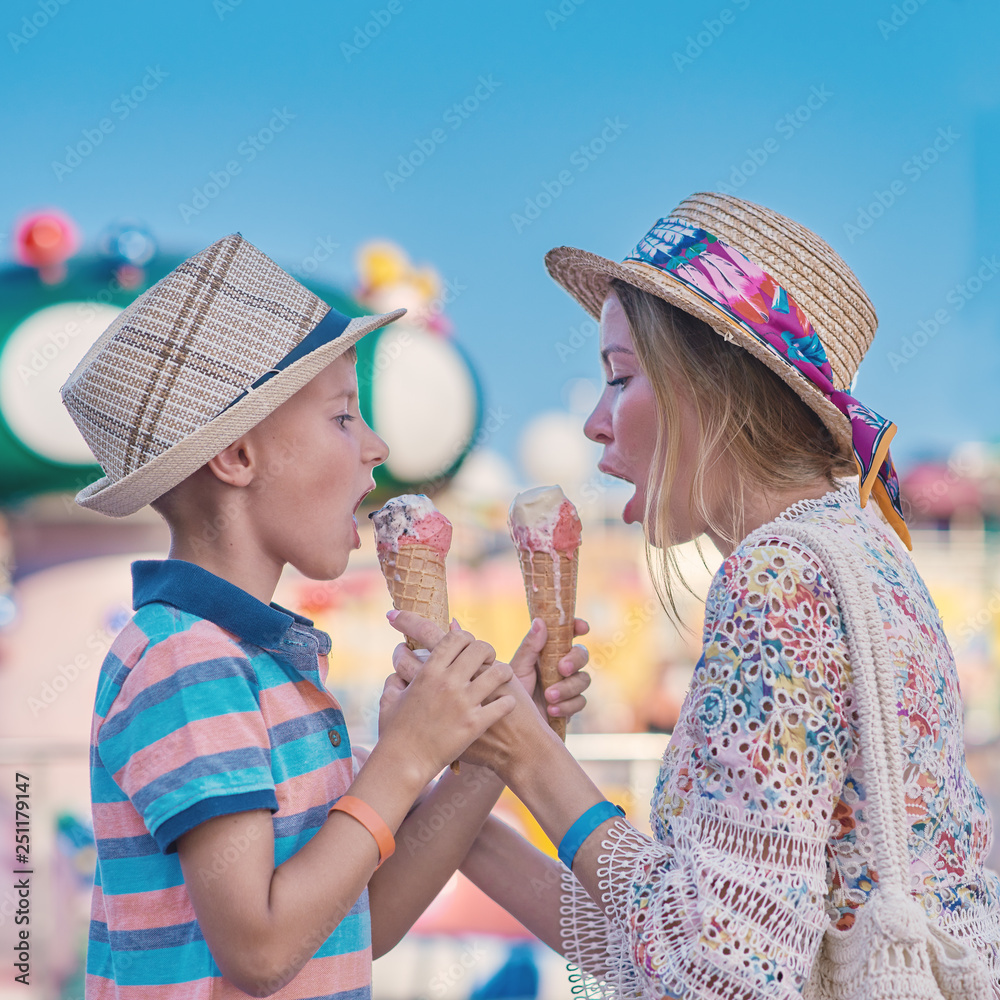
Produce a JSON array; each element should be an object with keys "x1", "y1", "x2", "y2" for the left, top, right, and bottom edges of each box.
[{"x1": 61, "y1": 234, "x2": 590, "y2": 998}]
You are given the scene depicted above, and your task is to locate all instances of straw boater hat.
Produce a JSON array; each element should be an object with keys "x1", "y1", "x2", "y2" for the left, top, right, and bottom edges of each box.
[
  {"x1": 545, "y1": 191, "x2": 911, "y2": 547},
  {"x1": 60, "y1": 233, "x2": 404, "y2": 518}
]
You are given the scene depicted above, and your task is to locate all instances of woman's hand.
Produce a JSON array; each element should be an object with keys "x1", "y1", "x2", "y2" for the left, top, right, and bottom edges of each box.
[
  {"x1": 509, "y1": 616, "x2": 592, "y2": 724},
  {"x1": 376, "y1": 624, "x2": 516, "y2": 785}
]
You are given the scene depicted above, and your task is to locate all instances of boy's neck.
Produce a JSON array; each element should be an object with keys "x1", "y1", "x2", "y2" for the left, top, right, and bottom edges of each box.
[{"x1": 166, "y1": 535, "x2": 283, "y2": 607}]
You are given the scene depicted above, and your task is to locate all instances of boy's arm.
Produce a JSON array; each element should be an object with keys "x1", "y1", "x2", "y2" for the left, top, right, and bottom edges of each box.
[
  {"x1": 176, "y1": 628, "x2": 514, "y2": 997},
  {"x1": 177, "y1": 742, "x2": 424, "y2": 996}
]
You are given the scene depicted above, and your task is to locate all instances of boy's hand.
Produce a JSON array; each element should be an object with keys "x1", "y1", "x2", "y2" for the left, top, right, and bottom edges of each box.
[
  {"x1": 389, "y1": 612, "x2": 592, "y2": 727},
  {"x1": 377, "y1": 623, "x2": 515, "y2": 785}
]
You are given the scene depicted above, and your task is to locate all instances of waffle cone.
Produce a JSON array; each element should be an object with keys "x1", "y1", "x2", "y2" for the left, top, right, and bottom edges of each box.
[
  {"x1": 378, "y1": 543, "x2": 450, "y2": 650},
  {"x1": 516, "y1": 548, "x2": 578, "y2": 740}
]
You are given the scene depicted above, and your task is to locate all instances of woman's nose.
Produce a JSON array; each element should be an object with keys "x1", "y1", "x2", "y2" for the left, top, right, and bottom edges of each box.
[{"x1": 584, "y1": 393, "x2": 613, "y2": 445}]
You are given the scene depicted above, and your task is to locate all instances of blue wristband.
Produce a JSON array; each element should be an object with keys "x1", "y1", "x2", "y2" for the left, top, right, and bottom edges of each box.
[{"x1": 557, "y1": 801, "x2": 626, "y2": 870}]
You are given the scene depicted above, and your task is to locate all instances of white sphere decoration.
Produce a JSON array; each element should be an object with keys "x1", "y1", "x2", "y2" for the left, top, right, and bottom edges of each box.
[
  {"x1": 0, "y1": 302, "x2": 122, "y2": 465},
  {"x1": 372, "y1": 322, "x2": 478, "y2": 483},
  {"x1": 518, "y1": 410, "x2": 599, "y2": 489}
]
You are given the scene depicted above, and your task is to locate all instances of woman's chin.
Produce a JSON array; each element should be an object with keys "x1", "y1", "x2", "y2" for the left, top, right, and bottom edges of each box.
[{"x1": 622, "y1": 491, "x2": 642, "y2": 525}]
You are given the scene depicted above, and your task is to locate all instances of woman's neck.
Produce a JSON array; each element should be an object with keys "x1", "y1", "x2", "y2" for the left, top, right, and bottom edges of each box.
[{"x1": 704, "y1": 476, "x2": 839, "y2": 559}]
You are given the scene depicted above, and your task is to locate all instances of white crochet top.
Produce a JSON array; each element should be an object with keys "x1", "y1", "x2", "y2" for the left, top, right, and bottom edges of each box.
[{"x1": 560, "y1": 481, "x2": 1000, "y2": 998}]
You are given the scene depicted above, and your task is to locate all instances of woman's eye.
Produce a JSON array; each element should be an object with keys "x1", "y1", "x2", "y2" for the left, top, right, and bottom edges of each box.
[{"x1": 607, "y1": 376, "x2": 630, "y2": 389}]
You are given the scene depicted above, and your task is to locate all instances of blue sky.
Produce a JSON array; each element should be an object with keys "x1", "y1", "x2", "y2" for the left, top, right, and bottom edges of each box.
[{"x1": 2, "y1": 0, "x2": 998, "y2": 471}]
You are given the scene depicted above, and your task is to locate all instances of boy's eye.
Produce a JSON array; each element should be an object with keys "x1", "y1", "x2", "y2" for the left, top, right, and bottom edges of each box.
[{"x1": 335, "y1": 414, "x2": 353, "y2": 427}]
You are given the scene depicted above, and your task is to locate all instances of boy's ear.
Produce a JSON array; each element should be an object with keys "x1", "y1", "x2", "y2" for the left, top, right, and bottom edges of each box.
[{"x1": 206, "y1": 435, "x2": 255, "y2": 488}]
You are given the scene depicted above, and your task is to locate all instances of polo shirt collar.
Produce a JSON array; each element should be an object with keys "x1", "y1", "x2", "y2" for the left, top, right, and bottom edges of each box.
[{"x1": 131, "y1": 559, "x2": 316, "y2": 649}]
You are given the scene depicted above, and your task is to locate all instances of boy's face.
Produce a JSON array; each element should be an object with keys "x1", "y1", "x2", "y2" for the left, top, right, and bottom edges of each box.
[{"x1": 243, "y1": 352, "x2": 388, "y2": 582}]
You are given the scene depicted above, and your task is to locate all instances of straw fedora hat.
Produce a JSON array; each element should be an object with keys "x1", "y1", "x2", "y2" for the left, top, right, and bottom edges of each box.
[
  {"x1": 544, "y1": 191, "x2": 878, "y2": 464},
  {"x1": 60, "y1": 233, "x2": 404, "y2": 518}
]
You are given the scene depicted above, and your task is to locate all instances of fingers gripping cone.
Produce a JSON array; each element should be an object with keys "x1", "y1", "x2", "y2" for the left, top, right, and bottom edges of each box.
[{"x1": 509, "y1": 486, "x2": 583, "y2": 741}]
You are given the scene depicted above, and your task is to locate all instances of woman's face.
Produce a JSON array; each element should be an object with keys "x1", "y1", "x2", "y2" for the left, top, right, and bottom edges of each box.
[{"x1": 584, "y1": 291, "x2": 702, "y2": 544}]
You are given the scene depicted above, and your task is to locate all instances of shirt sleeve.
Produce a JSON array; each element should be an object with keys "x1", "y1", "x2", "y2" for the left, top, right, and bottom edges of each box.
[
  {"x1": 559, "y1": 536, "x2": 857, "y2": 999},
  {"x1": 97, "y1": 618, "x2": 279, "y2": 854}
]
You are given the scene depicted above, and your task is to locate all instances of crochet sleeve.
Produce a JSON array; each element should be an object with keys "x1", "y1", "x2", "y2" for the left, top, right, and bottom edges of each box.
[{"x1": 559, "y1": 536, "x2": 857, "y2": 999}]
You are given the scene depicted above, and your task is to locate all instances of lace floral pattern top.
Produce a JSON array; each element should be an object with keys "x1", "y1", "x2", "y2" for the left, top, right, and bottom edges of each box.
[{"x1": 559, "y1": 481, "x2": 1000, "y2": 999}]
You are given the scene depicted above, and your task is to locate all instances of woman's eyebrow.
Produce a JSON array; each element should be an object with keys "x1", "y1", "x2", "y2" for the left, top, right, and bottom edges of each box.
[{"x1": 600, "y1": 346, "x2": 635, "y2": 363}]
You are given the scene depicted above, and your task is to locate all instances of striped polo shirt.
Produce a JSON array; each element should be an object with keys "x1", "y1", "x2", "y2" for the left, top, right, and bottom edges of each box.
[{"x1": 86, "y1": 558, "x2": 371, "y2": 999}]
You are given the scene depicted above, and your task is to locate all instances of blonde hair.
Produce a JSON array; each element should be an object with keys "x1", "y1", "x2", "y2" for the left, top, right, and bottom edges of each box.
[{"x1": 610, "y1": 279, "x2": 855, "y2": 624}]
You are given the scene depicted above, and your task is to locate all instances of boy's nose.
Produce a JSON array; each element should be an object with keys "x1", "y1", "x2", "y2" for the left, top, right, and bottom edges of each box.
[{"x1": 366, "y1": 427, "x2": 389, "y2": 466}]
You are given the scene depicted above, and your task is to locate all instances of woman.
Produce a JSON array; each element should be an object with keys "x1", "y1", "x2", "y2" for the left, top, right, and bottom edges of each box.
[{"x1": 391, "y1": 193, "x2": 1000, "y2": 997}]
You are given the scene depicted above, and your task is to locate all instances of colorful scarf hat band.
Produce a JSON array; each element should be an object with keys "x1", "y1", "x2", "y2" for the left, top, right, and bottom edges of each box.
[{"x1": 625, "y1": 218, "x2": 911, "y2": 549}]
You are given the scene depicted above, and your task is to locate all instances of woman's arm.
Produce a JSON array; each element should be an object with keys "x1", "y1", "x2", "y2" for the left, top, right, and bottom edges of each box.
[
  {"x1": 367, "y1": 763, "x2": 505, "y2": 958},
  {"x1": 459, "y1": 815, "x2": 567, "y2": 953},
  {"x1": 447, "y1": 537, "x2": 856, "y2": 998}
]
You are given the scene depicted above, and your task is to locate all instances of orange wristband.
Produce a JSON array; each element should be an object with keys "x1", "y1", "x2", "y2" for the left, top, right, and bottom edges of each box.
[{"x1": 330, "y1": 795, "x2": 395, "y2": 868}]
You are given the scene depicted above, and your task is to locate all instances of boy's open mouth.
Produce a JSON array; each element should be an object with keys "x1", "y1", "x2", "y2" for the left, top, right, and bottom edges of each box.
[{"x1": 353, "y1": 482, "x2": 376, "y2": 514}]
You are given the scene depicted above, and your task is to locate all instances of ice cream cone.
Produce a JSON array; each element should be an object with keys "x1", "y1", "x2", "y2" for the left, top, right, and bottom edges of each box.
[
  {"x1": 371, "y1": 494, "x2": 459, "y2": 772},
  {"x1": 509, "y1": 486, "x2": 582, "y2": 742},
  {"x1": 516, "y1": 548, "x2": 578, "y2": 740},
  {"x1": 378, "y1": 542, "x2": 450, "y2": 650}
]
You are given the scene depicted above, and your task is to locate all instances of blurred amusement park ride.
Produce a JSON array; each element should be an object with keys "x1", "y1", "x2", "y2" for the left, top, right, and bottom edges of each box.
[
  {"x1": 0, "y1": 208, "x2": 488, "y2": 618},
  {"x1": 2, "y1": 210, "x2": 1000, "y2": 998}
]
